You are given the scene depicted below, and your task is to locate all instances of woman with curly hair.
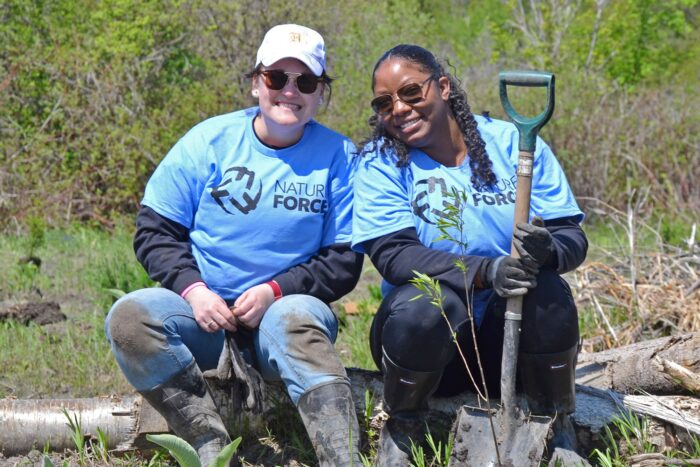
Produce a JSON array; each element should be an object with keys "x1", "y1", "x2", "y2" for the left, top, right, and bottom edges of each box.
[{"x1": 352, "y1": 44, "x2": 588, "y2": 465}]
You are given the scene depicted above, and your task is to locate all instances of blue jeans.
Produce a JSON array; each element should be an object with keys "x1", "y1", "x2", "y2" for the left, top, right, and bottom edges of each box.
[{"x1": 105, "y1": 288, "x2": 346, "y2": 404}]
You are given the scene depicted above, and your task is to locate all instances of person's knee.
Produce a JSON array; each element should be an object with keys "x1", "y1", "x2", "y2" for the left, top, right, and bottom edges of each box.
[
  {"x1": 263, "y1": 295, "x2": 334, "y2": 335},
  {"x1": 383, "y1": 284, "x2": 465, "y2": 333},
  {"x1": 380, "y1": 284, "x2": 466, "y2": 370},
  {"x1": 521, "y1": 270, "x2": 579, "y2": 352},
  {"x1": 259, "y1": 295, "x2": 344, "y2": 377},
  {"x1": 107, "y1": 296, "x2": 166, "y2": 358}
]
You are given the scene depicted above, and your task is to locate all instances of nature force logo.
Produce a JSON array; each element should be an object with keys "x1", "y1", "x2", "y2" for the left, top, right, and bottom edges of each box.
[
  {"x1": 211, "y1": 165, "x2": 327, "y2": 215},
  {"x1": 411, "y1": 176, "x2": 518, "y2": 224}
]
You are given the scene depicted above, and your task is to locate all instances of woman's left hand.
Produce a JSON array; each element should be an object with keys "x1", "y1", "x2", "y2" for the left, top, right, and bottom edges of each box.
[
  {"x1": 231, "y1": 283, "x2": 276, "y2": 329},
  {"x1": 513, "y1": 216, "x2": 554, "y2": 273}
]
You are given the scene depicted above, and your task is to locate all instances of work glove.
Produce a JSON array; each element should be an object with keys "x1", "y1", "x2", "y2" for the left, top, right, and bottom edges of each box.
[
  {"x1": 483, "y1": 256, "x2": 537, "y2": 298},
  {"x1": 513, "y1": 216, "x2": 554, "y2": 275}
]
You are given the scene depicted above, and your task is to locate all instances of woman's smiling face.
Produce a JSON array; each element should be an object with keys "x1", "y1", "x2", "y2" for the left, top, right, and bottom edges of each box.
[
  {"x1": 253, "y1": 57, "x2": 324, "y2": 135},
  {"x1": 372, "y1": 58, "x2": 451, "y2": 150}
]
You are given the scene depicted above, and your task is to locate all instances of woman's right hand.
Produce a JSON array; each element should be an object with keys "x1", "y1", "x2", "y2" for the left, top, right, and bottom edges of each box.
[
  {"x1": 184, "y1": 286, "x2": 238, "y2": 332},
  {"x1": 486, "y1": 256, "x2": 538, "y2": 298}
]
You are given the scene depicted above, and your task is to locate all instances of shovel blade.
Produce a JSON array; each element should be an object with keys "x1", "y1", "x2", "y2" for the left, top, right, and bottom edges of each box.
[{"x1": 449, "y1": 405, "x2": 552, "y2": 467}]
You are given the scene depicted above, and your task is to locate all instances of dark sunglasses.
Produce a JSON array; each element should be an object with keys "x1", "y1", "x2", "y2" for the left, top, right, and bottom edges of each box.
[
  {"x1": 259, "y1": 69, "x2": 322, "y2": 94},
  {"x1": 371, "y1": 76, "x2": 435, "y2": 115}
]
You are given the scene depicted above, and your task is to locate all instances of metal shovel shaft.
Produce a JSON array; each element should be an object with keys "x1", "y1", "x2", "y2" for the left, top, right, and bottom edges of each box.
[
  {"x1": 498, "y1": 71, "x2": 555, "y2": 416},
  {"x1": 501, "y1": 150, "x2": 533, "y2": 416}
]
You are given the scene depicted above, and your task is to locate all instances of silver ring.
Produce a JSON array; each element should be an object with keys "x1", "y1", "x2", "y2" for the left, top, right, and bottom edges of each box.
[{"x1": 206, "y1": 320, "x2": 215, "y2": 327}]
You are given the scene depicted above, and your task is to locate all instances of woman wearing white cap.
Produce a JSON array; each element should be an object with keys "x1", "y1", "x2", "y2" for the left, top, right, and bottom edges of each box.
[{"x1": 105, "y1": 24, "x2": 363, "y2": 466}]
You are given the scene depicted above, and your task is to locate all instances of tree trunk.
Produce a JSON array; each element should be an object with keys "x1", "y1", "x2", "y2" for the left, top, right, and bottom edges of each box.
[{"x1": 576, "y1": 332, "x2": 700, "y2": 394}]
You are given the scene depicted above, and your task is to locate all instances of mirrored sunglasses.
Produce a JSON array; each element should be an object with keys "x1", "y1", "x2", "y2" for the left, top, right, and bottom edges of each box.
[
  {"x1": 259, "y1": 70, "x2": 322, "y2": 94},
  {"x1": 371, "y1": 76, "x2": 434, "y2": 116}
]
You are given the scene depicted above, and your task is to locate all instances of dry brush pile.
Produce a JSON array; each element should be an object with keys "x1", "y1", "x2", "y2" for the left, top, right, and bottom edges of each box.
[{"x1": 572, "y1": 200, "x2": 699, "y2": 352}]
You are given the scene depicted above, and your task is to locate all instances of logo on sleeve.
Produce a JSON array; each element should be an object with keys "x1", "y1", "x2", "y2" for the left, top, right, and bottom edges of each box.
[{"x1": 211, "y1": 166, "x2": 262, "y2": 215}]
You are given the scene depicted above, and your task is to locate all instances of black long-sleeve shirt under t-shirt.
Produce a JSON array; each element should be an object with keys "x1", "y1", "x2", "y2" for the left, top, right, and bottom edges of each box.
[
  {"x1": 133, "y1": 206, "x2": 364, "y2": 304},
  {"x1": 361, "y1": 215, "x2": 588, "y2": 299}
]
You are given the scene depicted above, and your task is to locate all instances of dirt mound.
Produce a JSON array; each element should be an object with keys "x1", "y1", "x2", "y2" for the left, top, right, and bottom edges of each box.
[{"x1": 0, "y1": 301, "x2": 66, "y2": 326}]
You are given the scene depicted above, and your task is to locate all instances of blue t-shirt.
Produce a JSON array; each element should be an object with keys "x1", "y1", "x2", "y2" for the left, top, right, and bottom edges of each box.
[
  {"x1": 142, "y1": 107, "x2": 357, "y2": 300},
  {"x1": 352, "y1": 115, "x2": 583, "y2": 323}
]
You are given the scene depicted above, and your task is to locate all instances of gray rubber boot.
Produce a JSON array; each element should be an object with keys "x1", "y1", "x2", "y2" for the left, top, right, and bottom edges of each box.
[
  {"x1": 141, "y1": 360, "x2": 232, "y2": 467},
  {"x1": 297, "y1": 380, "x2": 362, "y2": 467},
  {"x1": 376, "y1": 350, "x2": 442, "y2": 467},
  {"x1": 519, "y1": 344, "x2": 589, "y2": 464}
]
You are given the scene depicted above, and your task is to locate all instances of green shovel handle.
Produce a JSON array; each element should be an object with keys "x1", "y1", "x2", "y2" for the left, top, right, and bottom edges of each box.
[{"x1": 499, "y1": 71, "x2": 555, "y2": 153}]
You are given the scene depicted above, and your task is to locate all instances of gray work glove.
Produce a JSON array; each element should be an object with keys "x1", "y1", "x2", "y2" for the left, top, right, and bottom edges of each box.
[
  {"x1": 484, "y1": 255, "x2": 537, "y2": 297},
  {"x1": 217, "y1": 332, "x2": 265, "y2": 413},
  {"x1": 513, "y1": 216, "x2": 554, "y2": 275}
]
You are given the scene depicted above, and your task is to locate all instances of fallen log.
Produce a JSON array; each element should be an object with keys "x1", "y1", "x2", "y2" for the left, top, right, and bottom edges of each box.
[
  {"x1": 0, "y1": 396, "x2": 138, "y2": 455},
  {"x1": 576, "y1": 332, "x2": 700, "y2": 394},
  {"x1": 2, "y1": 333, "x2": 699, "y2": 457},
  {"x1": 2, "y1": 372, "x2": 699, "y2": 457}
]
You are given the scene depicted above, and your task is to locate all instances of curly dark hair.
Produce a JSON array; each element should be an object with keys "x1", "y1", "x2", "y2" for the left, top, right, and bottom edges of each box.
[{"x1": 359, "y1": 44, "x2": 496, "y2": 188}]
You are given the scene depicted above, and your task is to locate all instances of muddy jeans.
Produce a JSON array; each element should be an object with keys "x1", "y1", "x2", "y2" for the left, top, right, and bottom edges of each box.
[{"x1": 105, "y1": 288, "x2": 347, "y2": 404}]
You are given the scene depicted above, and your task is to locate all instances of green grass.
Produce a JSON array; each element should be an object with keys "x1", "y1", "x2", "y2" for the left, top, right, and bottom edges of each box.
[
  {"x1": 591, "y1": 410, "x2": 700, "y2": 466},
  {"x1": 337, "y1": 281, "x2": 382, "y2": 370},
  {"x1": 0, "y1": 223, "x2": 152, "y2": 398},
  {"x1": 583, "y1": 212, "x2": 695, "y2": 259}
]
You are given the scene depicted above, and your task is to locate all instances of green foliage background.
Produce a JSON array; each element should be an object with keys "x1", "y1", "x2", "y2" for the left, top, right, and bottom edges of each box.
[{"x1": 1, "y1": 0, "x2": 698, "y2": 230}]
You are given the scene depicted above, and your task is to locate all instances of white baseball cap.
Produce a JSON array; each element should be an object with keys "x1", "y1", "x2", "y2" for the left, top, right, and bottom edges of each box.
[{"x1": 255, "y1": 24, "x2": 326, "y2": 77}]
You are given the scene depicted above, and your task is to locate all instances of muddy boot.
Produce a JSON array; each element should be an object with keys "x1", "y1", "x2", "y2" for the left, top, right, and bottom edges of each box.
[
  {"x1": 297, "y1": 380, "x2": 362, "y2": 467},
  {"x1": 376, "y1": 350, "x2": 442, "y2": 467},
  {"x1": 519, "y1": 344, "x2": 589, "y2": 465},
  {"x1": 141, "y1": 360, "x2": 232, "y2": 467}
]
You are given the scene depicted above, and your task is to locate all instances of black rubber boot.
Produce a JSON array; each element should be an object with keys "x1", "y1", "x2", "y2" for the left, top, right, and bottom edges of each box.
[
  {"x1": 297, "y1": 380, "x2": 363, "y2": 467},
  {"x1": 518, "y1": 344, "x2": 589, "y2": 464},
  {"x1": 141, "y1": 360, "x2": 232, "y2": 467},
  {"x1": 376, "y1": 350, "x2": 442, "y2": 467}
]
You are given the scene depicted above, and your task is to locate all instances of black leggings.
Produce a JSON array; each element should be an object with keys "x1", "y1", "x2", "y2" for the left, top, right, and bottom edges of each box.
[{"x1": 370, "y1": 269, "x2": 579, "y2": 397}]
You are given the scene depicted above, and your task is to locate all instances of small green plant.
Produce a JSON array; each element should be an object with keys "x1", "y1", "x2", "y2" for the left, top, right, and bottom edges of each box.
[
  {"x1": 408, "y1": 188, "x2": 502, "y2": 463},
  {"x1": 93, "y1": 426, "x2": 110, "y2": 465},
  {"x1": 63, "y1": 408, "x2": 86, "y2": 466},
  {"x1": 407, "y1": 427, "x2": 454, "y2": 466},
  {"x1": 363, "y1": 389, "x2": 376, "y2": 440},
  {"x1": 425, "y1": 429, "x2": 453, "y2": 467},
  {"x1": 359, "y1": 452, "x2": 373, "y2": 467},
  {"x1": 146, "y1": 433, "x2": 242, "y2": 467},
  {"x1": 410, "y1": 441, "x2": 426, "y2": 467},
  {"x1": 692, "y1": 434, "x2": 700, "y2": 457},
  {"x1": 591, "y1": 410, "x2": 656, "y2": 466}
]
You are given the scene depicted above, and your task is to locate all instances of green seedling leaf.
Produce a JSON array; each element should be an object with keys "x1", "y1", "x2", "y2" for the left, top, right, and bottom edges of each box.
[
  {"x1": 42, "y1": 455, "x2": 55, "y2": 467},
  {"x1": 209, "y1": 437, "x2": 242, "y2": 467},
  {"x1": 146, "y1": 433, "x2": 201, "y2": 467}
]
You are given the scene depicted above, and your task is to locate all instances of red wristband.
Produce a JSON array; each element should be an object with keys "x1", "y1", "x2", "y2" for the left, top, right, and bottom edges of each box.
[{"x1": 266, "y1": 280, "x2": 282, "y2": 301}]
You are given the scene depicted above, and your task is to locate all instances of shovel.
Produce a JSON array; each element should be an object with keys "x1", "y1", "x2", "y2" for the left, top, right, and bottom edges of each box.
[{"x1": 449, "y1": 71, "x2": 556, "y2": 467}]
